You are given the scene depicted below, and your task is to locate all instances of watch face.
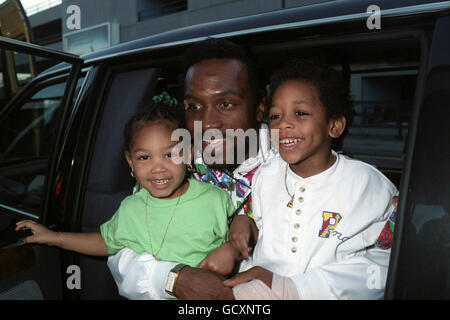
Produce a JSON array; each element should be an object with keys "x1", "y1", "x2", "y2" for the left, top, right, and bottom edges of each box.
[
  {"x1": 166, "y1": 264, "x2": 186, "y2": 295},
  {"x1": 165, "y1": 272, "x2": 177, "y2": 293}
]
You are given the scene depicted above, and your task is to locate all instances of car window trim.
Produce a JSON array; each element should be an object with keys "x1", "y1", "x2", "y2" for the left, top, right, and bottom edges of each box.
[
  {"x1": 40, "y1": 62, "x2": 82, "y2": 226},
  {"x1": 252, "y1": 28, "x2": 427, "y2": 55},
  {"x1": 55, "y1": 67, "x2": 92, "y2": 170},
  {"x1": 82, "y1": 1, "x2": 450, "y2": 65},
  {"x1": 0, "y1": 37, "x2": 81, "y2": 65},
  {"x1": 0, "y1": 203, "x2": 39, "y2": 220}
]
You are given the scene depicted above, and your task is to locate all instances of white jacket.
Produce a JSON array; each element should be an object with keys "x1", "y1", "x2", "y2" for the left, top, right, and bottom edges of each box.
[{"x1": 240, "y1": 151, "x2": 397, "y2": 299}]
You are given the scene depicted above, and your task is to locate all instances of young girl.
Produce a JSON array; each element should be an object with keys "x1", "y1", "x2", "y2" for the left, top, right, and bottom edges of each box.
[
  {"x1": 222, "y1": 60, "x2": 398, "y2": 300},
  {"x1": 16, "y1": 98, "x2": 238, "y2": 276}
]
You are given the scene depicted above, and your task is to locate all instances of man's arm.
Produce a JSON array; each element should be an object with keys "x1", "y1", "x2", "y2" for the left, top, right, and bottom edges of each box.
[
  {"x1": 173, "y1": 266, "x2": 228, "y2": 300},
  {"x1": 107, "y1": 248, "x2": 228, "y2": 300},
  {"x1": 107, "y1": 248, "x2": 177, "y2": 300}
]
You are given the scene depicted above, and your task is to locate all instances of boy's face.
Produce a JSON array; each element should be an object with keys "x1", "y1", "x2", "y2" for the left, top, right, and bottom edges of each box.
[
  {"x1": 125, "y1": 120, "x2": 188, "y2": 199},
  {"x1": 268, "y1": 79, "x2": 345, "y2": 176}
]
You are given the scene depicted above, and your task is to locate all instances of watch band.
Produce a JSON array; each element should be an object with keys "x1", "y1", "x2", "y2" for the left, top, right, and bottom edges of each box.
[{"x1": 165, "y1": 263, "x2": 187, "y2": 297}]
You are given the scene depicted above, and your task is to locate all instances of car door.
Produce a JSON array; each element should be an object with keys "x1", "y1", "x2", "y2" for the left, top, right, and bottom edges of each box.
[
  {"x1": 385, "y1": 15, "x2": 450, "y2": 299},
  {"x1": 0, "y1": 37, "x2": 82, "y2": 299}
]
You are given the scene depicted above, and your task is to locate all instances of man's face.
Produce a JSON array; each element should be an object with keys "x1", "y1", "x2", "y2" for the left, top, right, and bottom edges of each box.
[{"x1": 183, "y1": 58, "x2": 263, "y2": 169}]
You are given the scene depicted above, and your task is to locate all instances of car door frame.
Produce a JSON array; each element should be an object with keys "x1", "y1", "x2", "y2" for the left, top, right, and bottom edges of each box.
[
  {"x1": 384, "y1": 14, "x2": 450, "y2": 299},
  {"x1": 0, "y1": 36, "x2": 83, "y2": 299}
]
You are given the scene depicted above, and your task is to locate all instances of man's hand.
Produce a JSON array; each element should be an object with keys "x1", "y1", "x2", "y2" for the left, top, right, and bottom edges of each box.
[
  {"x1": 174, "y1": 266, "x2": 227, "y2": 300},
  {"x1": 223, "y1": 266, "x2": 273, "y2": 289},
  {"x1": 218, "y1": 286, "x2": 235, "y2": 300},
  {"x1": 229, "y1": 215, "x2": 258, "y2": 260}
]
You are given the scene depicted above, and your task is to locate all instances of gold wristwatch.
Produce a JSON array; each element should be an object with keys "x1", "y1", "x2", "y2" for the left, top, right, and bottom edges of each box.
[{"x1": 165, "y1": 263, "x2": 187, "y2": 296}]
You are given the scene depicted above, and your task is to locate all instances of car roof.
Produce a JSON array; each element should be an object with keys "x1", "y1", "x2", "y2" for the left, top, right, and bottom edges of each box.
[{"x1": 40, "y1": 0, "x2": 450, "y2": 76}]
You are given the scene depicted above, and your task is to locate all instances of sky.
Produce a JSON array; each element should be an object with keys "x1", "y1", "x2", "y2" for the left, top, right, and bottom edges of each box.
[
  {"x1": 20, "y1": 0, "x2": 37, "y2": 8},
  {"x1": 0, "y1": 0, "x2": 62, "y2": 14},
  {"x1": 20, "y1": 0, "x2": 62, "y2": 13}
]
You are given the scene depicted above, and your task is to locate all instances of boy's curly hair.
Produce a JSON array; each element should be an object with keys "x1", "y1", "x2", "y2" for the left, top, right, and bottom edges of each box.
[{"x1": 268, "y1": 59, "x2": 354, "y2": 150}]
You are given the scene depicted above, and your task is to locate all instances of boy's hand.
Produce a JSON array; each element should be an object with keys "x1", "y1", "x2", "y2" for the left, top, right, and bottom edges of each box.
[
  {"x1": 229, "y1": 215, "x2": 258, "y2": 260},
  {"x1": 223, "y1": 266, "x2": 273, "y2": 289},
  {"x1": 199, "y1": 242, "x2": 239, "y2": 276},
  {"x1": 15, "y1": 220, "x2": 59, "y2": 246}
]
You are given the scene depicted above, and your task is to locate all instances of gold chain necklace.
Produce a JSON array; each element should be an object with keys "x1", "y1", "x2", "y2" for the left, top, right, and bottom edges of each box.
[
  {"x1": 145, "y1": 192, "x2": 181, "y2": 261},
  {"x1": 284, "y1": 164, "x2": 294, "y2": 208}
]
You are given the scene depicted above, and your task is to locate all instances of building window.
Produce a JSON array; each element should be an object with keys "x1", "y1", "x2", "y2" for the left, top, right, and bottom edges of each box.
[
  {"x1": 32, "y1": 19, "x2": 62, "y2": 46},
  {"x1": 137, "y1": 0, "x2": 187, "y2": 21}
]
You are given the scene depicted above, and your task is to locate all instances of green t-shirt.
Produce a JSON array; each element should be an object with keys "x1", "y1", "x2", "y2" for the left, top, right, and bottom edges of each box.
[{"x1": 100, "y1": 178, "x2": 235, "y2": 267}]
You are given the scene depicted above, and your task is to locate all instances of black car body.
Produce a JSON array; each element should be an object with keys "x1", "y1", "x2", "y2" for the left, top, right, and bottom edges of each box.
[{"x1": 0, "y1": 0, "x2": 449, "y2": 300}]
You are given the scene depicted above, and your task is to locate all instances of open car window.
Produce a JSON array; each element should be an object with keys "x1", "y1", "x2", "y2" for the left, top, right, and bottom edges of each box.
[
  {"x1": 252, "y1": 30, "x2": 422, "y2": 189},
  {"x1": 0, "y1": 37, "x2": 82, "y2": 221},
  {"x1": 0, "y1": 78, "x2": 83, "y2": 216}
]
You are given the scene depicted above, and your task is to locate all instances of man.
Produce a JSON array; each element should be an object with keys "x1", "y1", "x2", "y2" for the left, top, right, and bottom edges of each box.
[
  {"x1": 107, "y1": 38, "x2": 269, "y2": 299},
  {"x1": 108, "y1": 39, "x2": 396, "y2": 300}
]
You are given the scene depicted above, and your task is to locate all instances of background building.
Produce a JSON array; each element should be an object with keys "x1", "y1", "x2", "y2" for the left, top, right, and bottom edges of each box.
[
  {"x1": 20, "y1": 0, "x2": 412, "y2": 175},
  {"x1": 26, "y1": 0, "x2": 333, "y2": 53}
]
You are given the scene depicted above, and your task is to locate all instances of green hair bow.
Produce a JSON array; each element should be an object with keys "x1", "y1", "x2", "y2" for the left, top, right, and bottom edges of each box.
[{"x1": 152, "y1": 91, "x2": 178, "y2": 107}]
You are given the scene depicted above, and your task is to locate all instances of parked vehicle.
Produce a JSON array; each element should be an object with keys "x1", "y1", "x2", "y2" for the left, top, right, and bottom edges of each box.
[{"x1": 0, "y1": 0, "x2": 448, "y2": 300}]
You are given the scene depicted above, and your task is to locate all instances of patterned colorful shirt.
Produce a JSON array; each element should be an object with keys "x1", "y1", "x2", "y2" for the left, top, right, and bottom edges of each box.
[{"x1": 191, "y1": 163, "x2": 259, "y2": 222}]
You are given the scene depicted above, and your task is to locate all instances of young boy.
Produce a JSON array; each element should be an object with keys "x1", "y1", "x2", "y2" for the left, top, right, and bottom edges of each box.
[{"x1": 223, "y1": 60, "x2": 398, "y2": 300}]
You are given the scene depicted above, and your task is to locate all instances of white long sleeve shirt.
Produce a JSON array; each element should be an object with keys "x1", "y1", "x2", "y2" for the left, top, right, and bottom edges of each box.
[{"x1": 240, "y1": 151, "x2": 397, "y2": 299}]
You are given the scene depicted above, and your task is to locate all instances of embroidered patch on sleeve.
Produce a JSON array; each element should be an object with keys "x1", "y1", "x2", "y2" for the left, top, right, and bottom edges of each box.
[{"x1": 375, "y1": 209, "x2": 396, "y2": 249}]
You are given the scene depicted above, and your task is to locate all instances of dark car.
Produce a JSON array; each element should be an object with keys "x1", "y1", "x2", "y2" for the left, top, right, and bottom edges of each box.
[{"x1": 0, "y1": 0, "x2": 448, "y2": 300}]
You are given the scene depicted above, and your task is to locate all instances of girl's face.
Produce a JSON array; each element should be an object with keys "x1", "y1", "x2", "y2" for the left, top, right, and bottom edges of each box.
[
  {"x1": 125, "y1": 120, "x2": 188, "y2": 199},
  {"x1": 269, "y1": 79, "x2": 345, "y2": 177}
]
